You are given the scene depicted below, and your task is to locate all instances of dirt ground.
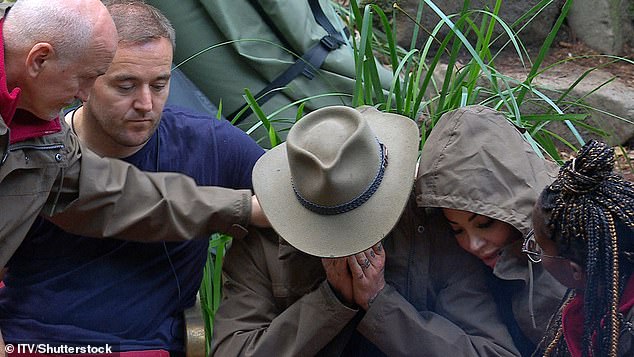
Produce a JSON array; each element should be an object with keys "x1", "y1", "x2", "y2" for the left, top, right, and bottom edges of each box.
[
  {"x1": 496, "y1": 41, "x2": 634, "y2": 87},
  {"x1": 466, "y1": 40, "x2": 634, "y2": 180},
  {"x1": 547, "y1": 42, "x2": 634, "y2": 88},
  {"x1": 445, "y1": 36, "x2": 634, "y2": 179}
]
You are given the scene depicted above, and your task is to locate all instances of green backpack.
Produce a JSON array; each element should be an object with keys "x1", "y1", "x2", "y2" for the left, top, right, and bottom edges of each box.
[{"x1": 147, "y1": 0, "x2": 393, "y2": 143}]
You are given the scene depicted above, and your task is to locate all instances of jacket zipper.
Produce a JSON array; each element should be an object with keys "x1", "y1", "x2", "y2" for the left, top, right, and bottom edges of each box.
[
  {"x1": 1, "y1": 143, "x2": 66, "y2": 168},
  {"x1": 9, "y1": 143, "x2": 65, "y2": 152}
]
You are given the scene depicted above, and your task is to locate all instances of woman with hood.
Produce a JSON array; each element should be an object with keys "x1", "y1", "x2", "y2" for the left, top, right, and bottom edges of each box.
[{"x1": 416, "y1": 105, "x2": 567, "y2": 356}]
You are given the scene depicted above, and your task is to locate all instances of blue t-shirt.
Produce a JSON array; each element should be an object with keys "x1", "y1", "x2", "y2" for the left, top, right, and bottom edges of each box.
[{"x1": 0, "y1": 106, "x2": 264, "y2": 352}]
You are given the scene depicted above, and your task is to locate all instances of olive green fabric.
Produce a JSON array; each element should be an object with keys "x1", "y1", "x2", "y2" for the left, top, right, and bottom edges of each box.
[
  {"x1": 213, "y1": 199, "x2": 521, "y2": 356},
  {"x1": 0, "y1": 115, "x2": 252, "y2": 269},
  {"x1": 416, "y1": 105, "x2": 558, "y2": 237},
  {"x1": 147, "y1": 0, "x2": 393, "y2": 143}
]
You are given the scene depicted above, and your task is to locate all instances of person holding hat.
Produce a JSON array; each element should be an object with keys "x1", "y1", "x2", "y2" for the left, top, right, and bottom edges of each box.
[{"x1": 212, "y1": 105, "x2": 520, "y2": 356}]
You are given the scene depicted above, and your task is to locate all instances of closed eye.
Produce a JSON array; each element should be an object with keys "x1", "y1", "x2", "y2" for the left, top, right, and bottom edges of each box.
[
  {"x1": 449, "y1": 227, "x2": 463, "y2": 235},
  {"x1": 477, "y1": 218, "x2": 494, "y2": 229}
]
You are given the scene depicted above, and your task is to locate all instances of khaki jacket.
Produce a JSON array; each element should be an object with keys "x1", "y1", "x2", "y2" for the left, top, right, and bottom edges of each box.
[
  {"x1": 416, "y1": 105, "x2": 567, "y2": 345},
  {"x1": 212, "y1": 197, "x2": 521, "y2": 356},
  {"x1": 0, "y1": 115, "x2": 252, "y2": 268}
]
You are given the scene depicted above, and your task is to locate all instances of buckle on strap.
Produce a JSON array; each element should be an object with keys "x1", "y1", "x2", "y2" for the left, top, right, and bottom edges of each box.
[{"x1": 320, "y1": 35, "x2": 343, "y2": 51}]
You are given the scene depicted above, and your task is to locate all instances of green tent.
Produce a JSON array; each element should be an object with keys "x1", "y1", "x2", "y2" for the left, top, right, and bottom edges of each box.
[{"x1": 148, "y1": 0, "x2": 393, "y2": 144}]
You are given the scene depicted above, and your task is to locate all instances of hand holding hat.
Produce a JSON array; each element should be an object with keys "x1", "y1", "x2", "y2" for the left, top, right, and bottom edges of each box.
[{"x1": 253, "y1": 105, "x2": 419, "y2": 257}]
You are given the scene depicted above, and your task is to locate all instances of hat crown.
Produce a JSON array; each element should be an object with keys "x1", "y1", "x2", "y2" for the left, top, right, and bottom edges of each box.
[
  {"x1": 252, "y1": 105, "x2": 420, "y2": 257},
  {"x1": 287, "y1": 107, "x2": 382, "y2": 207}
]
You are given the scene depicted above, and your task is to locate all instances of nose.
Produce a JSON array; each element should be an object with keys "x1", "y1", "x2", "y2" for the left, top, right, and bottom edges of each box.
[
  {"x1": 76, "y1": 77, "x2": 97, "y2": 103},
  {"x1": 133, "y1": 86, "x2": 153, "y2": 113},
  {"x1": 467, "y1": 235, "x2": 487, "y2": 254},
  {"x1": 75, "y1": 88, "x2": 90, "y2": 103}
]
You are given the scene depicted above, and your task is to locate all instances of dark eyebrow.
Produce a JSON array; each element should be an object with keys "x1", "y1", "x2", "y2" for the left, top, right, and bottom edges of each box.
[
  {"x1": 112, "y1": 74, "x2": 138, "y2": 82},
  {"x1": 112, "y1": 74, "x2": 171, "y2": 82}
]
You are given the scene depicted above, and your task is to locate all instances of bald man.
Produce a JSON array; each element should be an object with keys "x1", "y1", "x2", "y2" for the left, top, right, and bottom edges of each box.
[
  {"x1": 0, "y1": 0, "x2": 267, "y2": 295},
  {"x1": 0, "y1": 0, "x2": 268, "y2": 352},
  {"x1": 0, "y1": 0, "x2": 270, "y2": 347}
]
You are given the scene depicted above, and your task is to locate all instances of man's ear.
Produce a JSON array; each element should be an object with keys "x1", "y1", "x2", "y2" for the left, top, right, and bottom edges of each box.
[{"x1": 25, "y1": 43, "x2": 55, "y2": 78}]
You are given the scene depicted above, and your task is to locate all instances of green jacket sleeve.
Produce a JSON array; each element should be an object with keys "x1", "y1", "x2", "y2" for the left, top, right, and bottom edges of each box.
[
  {"x1": 358, "y1": 281, "x2": 520, "y2": 356},
  {"x1": 42, "y1": 130, "x2": 252, "y2": 241},
  {"x1": 212, "y1": 229, "x2": 358, "y2": 356},
  {"x1": 356, "y1": 207, "x2": 521, "y2": 357}
]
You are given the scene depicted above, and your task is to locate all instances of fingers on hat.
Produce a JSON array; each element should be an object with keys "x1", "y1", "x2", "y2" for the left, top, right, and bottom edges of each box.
[
  {"x1": 355, "y1": 252, "x2": 371, "y2": 269},
  {"x1": 372, "y1": 241, "x2": 384, "y2": 256},
  {"x1": 348, "y1": 255, "x2": 365, "y2": 278}
]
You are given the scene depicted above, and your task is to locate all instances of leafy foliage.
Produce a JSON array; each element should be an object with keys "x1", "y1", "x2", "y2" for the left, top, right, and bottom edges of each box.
[{"x1": 199, "y1": 233, "x2": 232, "y2": 355}]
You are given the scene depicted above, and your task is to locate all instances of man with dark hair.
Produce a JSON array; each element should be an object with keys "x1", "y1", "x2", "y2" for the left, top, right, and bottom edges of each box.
[{"x1": 0, "y1": 1, "x2": 264, "y2": 353}]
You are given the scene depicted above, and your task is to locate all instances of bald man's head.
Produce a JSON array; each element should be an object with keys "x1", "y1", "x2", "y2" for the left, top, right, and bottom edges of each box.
[
  {"x1": 4, "y1": 0, "x2": 118, "y2": 119},
  {"x1": 6, "y1": 0, "x2": 116, "y2": 61}
]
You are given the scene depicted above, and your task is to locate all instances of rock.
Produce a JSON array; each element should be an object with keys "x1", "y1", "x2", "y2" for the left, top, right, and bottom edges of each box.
[
  {"x1": 501, "y1": 62, "x2": 634, "y2": 147},
  {"x1": 568, "y1": 0, "x2": 626, "y2": 54},
  {"x1": 375, "y1": 0, "x2": 565, "y2": 50}
]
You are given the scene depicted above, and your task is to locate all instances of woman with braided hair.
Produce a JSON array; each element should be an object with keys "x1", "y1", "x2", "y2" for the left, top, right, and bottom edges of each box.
[{"x1": 529, "y1": 140, "x2": 634, "y2": 357}]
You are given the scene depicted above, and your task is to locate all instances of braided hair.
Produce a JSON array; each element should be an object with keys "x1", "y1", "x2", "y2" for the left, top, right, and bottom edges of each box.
[{"x1": 534, "y1": 140, "x2": 634, "y2": 357}]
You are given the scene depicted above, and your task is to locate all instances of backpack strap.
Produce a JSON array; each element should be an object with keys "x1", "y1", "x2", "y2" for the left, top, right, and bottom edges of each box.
[
  {"x1": 231, "y1": 0, "x2": 347, "y2": 123},
  {"x1": 308, "y1": 0, "x2": 344, "y2": 43}
]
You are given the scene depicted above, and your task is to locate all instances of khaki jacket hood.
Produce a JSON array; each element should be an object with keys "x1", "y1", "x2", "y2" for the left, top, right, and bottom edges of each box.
[
  {"x1": 416, "y1": 105, "x2": 558, "y2": 237},
  {"x1": 415, "y1": 105, "x2": 566, "y2": 344}
]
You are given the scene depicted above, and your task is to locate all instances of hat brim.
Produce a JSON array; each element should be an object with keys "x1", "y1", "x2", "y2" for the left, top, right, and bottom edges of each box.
[{"x1": 253, "y1": 107, "x2": 420, "y2": 257}]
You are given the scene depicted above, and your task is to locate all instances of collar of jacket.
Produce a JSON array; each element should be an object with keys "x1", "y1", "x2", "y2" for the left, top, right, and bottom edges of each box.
[
  {"x1": 0, "y1": 16, "x2": 61, "y2": 144},
  {"x1": 562, "y1": 275, "x2": 634, "y2": 357},
  {"x1": 493, "y1": 240, "x2": 530, "y2": 281}
]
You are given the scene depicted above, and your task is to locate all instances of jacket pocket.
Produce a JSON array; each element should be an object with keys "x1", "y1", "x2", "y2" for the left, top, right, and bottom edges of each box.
[{"x1": 0, "y1": 143, "x2": 65, "y2": 196}]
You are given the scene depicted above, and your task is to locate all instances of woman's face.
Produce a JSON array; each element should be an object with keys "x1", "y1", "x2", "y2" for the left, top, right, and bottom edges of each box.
[
  {"x1": 443, "y1": 208, "x2": 520, "y2": 268},
  {"x1": 532, "y1": 205, "x2": 586, "y2": 289}
]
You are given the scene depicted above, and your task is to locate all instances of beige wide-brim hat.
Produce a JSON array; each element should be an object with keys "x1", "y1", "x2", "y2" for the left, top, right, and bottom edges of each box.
[{"x1": 253, "y1": 105, "x2": 419, "y2": 257}]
